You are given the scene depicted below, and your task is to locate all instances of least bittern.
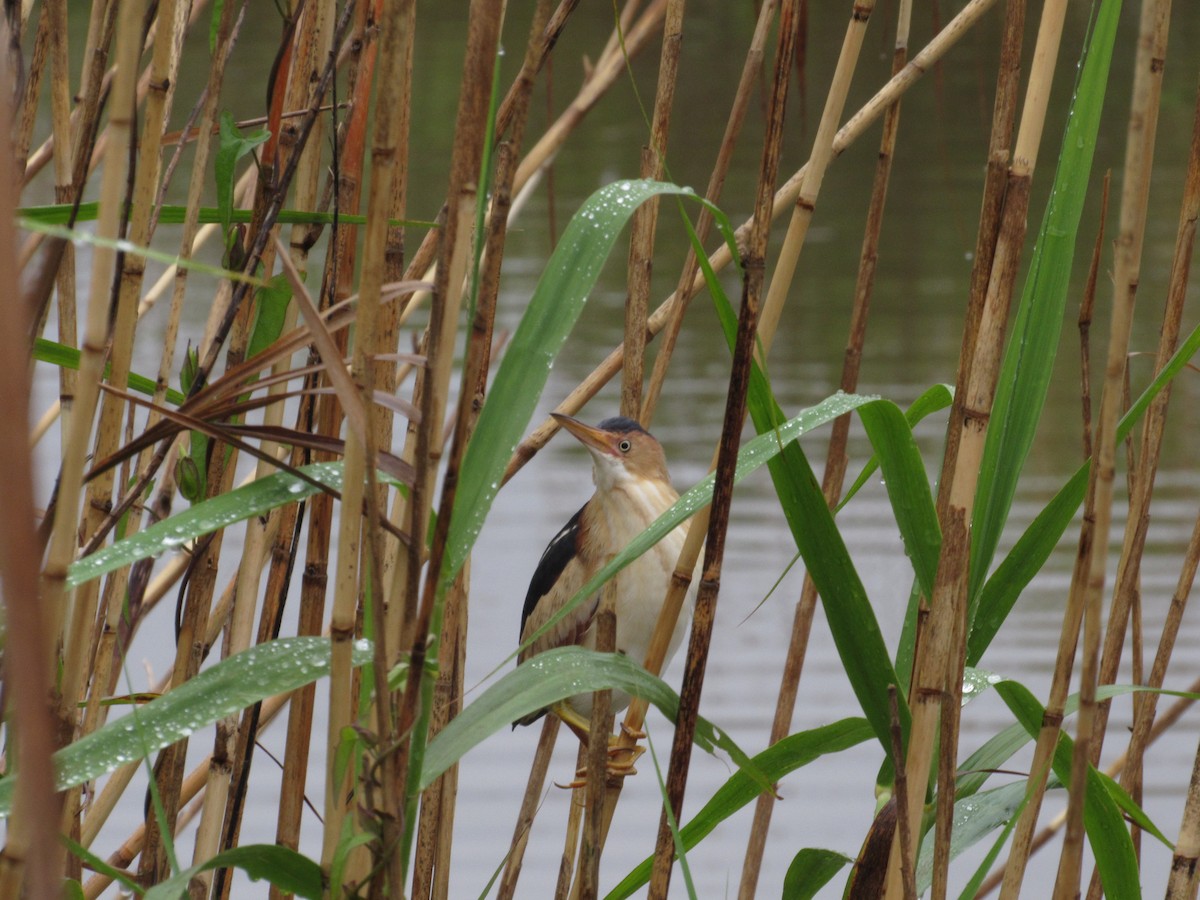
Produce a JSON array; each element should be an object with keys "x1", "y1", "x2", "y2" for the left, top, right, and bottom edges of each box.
[{"x1": 514, "y1": 413, "x2": 697, "y2": 775}]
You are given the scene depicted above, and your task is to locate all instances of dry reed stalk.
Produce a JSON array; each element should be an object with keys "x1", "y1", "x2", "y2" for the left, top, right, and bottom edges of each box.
[
  {"x1": 320, "y1": 0, "x2": 414, "y2": 884},
  {"x1": 13, "y1": 2, "x2": 48, "y2": 174},
  {"x1": 1085, "y1": 0, "x2": 1173, "y2": 762},
  {"x1": 619, "y1": 0, "x2": 684, "y2": 420},
  {"x1": 577, "y1": 603, "x2": 618, "y2": 900},
  {"x1": 31, "y1": 6, "x2": 140, "y2": 888},
  {"x1": 646, "y1": 0, "x2": 806, "y2": 894},
  {"x1": 641, "y1": 0, "x2": 777, "y2": 424},
  {"x1": 413, "y1": 2, "x2": 556, "y2": 891},
  {"x1": 925, "y1": 7, "x2": 1026, "y2": 891},
  {"x1": 498, "y1": 717, "x2": 561, "y2": 900},
  {"x1": 889, "y1": 2, "x2": 1069, "y2": 895},
  {"x1": 271, "y1": 4, "x2": 385, "y2": 872},
  {"x1": 1053, "y1": 0, "x2": 1169, "y2": 893},
  {"x1": 0, "y1": 68, "x2": 61, "y2": 900},
  {"x1": 47, "y1": 0, "x2": 77, "y2": 456},
  {"x1": 739, "y1": 1, "x2": 910, "y2": 894},
  {"x1": 977, "y1": 672, "x2": 1200, "y2": 897},
  {"x1": 200, "y1": 111, "x2": 313, "y2": 900},
  {"x1": 1113, "y1": 72, "x2": 1200, "y2": 846},
  {"x1": 511, "y1": 0, "x2": 666, "y2": 199},
  {"x1": 82, "y1": 688, "x2": 294, "y2": 900},
  {"x1": 34, "y1": 0, "x2": 119, "y2": 627},
  {"x1": 392, "y1": 3, "x2": 502, "y2": 888},
  {"x1": 504, "y1": 0, "x2": 1000, "y2": 486},
  {"x1": 69, "y1": 0, "x2": 186, "y2": 727},
  {"x1": 1168, "y1": 740, "x2": 1200, "y2": 898},
  {"x1": 556, "y1": 757, "x2": 586, "y2": 898}
]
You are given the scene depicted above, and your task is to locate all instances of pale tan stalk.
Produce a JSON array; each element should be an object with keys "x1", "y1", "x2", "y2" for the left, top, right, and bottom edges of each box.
[
  {"x1": 46, "y1": 0, "x2": 78, "y2": 457},
  {"x1": 1114, "y1": 73, "x2": 1200, "y2": 850},
  {"x1": 13, "y1": 3, "x2": 48, "y2": 174},
  {"x1": 641, "y1": 0, "x2": 777, "y2": 423},
  {"x1": 884, "y1": 3, "x2": 1067, "y2": 896},
  {"x1": 498, "y1": 717, "x2": 560, "y2": 900},
  {"x1": 740, "y1": 2, "x2": 911, "y2": 895},
  {"x1": 620, "y1": 0, "x2": 684, "y2": 419},
  {"x1": 978, "y1": 674, "x2": 1200, "y2": 896},
  {"x1": 1086, "y1": 0, "x2": 1173, "y2": 757},
  {"x1": 0, "y1": 66, "x2": 60, "y2": 899},
  {"x1": 504, "y1": 0, "x2": 1000, "y2": 486},
  {"x1": 1052, "y1": 2, "x2": 1169, "y2": 896},
  {"x1": 1167, "y1": 739, "x2": 1200, "y2": 899},
  {"x1": 37, "y1": 0, "x2": 141, "y2": 827},
  {"x1": 68, "y1": 0, "x2": 186, "y2": 739}
]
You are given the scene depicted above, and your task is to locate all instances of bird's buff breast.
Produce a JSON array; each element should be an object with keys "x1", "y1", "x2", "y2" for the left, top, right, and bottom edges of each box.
[{"x1": 577, "y1": 476, "x2": 698, "y2": 685}]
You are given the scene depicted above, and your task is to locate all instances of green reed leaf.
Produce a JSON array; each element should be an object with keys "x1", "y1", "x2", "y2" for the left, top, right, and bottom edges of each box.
[
  {"x1": 0, "y1": 638, "x2": 372, "y2": 817},
  {"x1": 968, "y1": 0, "x2": 1120, "y2": 611},
  {"x1": 420, "y1": 647, "x2": 767, "y2": 794},
  {"x1": 605, "y1": 718, "x2": 874, "y2": 899},
  {"x1": 144, "y1": 845, "x2": 324, "y2": 900}
]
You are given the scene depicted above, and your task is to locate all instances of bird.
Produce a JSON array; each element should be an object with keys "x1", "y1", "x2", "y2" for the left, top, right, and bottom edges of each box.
[{"x1": 514, "y1": 412, "x2": 698, "y2": 763}]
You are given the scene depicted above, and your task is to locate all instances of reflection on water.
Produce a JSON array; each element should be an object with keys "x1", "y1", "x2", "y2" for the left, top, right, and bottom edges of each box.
[{"x1": 37, "y1": 2, "x2": 1200, "y2": 897}]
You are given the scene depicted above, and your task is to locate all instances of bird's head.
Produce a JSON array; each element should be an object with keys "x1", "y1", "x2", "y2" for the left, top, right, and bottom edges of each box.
[{"x1": 551, "y1": 413, "x2": 671, "y2": 491}]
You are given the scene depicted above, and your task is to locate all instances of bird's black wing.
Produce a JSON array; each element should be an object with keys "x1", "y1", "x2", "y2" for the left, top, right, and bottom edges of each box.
[{"x1": 519, "y1": 504, "x2": 586, "y2": 642}]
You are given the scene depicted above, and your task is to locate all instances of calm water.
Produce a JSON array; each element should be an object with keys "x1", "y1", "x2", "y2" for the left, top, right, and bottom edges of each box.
[{"x1": 33, "y1": 2, "x2": 1200, "y2": 897}]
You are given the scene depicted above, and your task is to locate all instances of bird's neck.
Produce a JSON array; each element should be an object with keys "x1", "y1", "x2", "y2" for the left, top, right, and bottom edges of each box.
[{"x1": 586, "y1": 476, "x2": 682, "y2": 560}]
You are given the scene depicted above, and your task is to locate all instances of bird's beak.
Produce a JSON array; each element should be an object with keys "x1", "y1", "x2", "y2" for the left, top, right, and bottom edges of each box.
[{"x1": 551, "y1": 413, "x2": 615, "y2": 456}]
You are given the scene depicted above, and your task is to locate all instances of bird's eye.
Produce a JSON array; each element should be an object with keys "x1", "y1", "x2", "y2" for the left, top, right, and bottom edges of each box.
[{"x1": 618, "y1": 439, "x2": 632, "y2": 453}]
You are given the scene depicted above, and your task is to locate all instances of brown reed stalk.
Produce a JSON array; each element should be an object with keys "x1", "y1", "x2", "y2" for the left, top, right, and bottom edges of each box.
[
  {"x1": 1078, "y1": 172, "x2": 1109, "y2": 462},
  {"x1": 646, "y1": 0, "x2": 808, "y2": 894},
  {"x1": 1168, "y1": 737, "x2": 1200, "y2": 898},
  {"x1": 504, "y1": 0, "x2": 1001, "y2": 486},
  {"x1": 202, "y1": 9, "x2": 333, "y2": 893},
  {"x1": 739, "y1": 1, "x2": 911, "y2": 893},
  {"x1": 978, "y1": 668, "x2": 1200, "y2": 897},
  {"x1": 498, "y1": 716, "x2": 561, "y2": 900},
  {"x1": 1054, "y1": 1, "x2": 1169, "y2": 893},
  {"x1": 314, "y1": 0, "x2": 411, "y2": 885},
  {"x1": 620, "y1": 0, "x2": 684, "y2": 420},
  {"x1": 1112, "y1": 71, "x2": 1200, "y2": 855},
  {"x1": 1084, "y1": 0, "x2": 1173, "y2": 767},
  {"x1": 413, "y1": 2, "x2": 557, "y2": 893},
  {"x1": 919, "y1": 0, "x2": 1028, "y2": 886},
  {"x1": 13, "y1": 3, "x2": 48, "y2": 175},
  {"x1": 385, "y1": 2, "x2": 503, "y2": 890},
  {"x1": 0, "y1": 69, "x2": 60, "y2": 900},
  {"x1": 47, "y1": 0, "x2": 78, "y2": 456},
  {"x1": 641, "y1": 0, "x2": 777, "y2": 424},
  {"x1": 889, "y1": 3, "x2": 1068, "y2": 896}
]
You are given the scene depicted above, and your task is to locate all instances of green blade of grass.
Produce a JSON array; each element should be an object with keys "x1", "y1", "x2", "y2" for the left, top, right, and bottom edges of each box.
[
  {"x1": 782, "y1": 849, "x2": 854, "y2": 900},
  {"x1": 68, "y1": 461, "x2": 349, "y2": 587},
  {"x1": 969, "y1": 314, "x2": 1200, "y2": 664},
  {"x1": 967, "y1": 0, "x2": 1120, "y2": 609},
  {"x1": 995, "y1": 679, "x2": 1141, "y2": 898},
  {"x1": 422, "y1": 647, "x2": 769, "y2": 795},
  {"x1": 143, "y1": 845, "x2": 324, "y2": 900},
  {"x1": 443, "y1": 179, "x2": 705, "y2": 590},
  {"x1": 702, "y1": 230, "x2": 931, "y2": 752},
  {"x1": 0, "y1": 637, "x2": 372, "y2": 816},
  {"x1": 17, "y1": 201, "x2": 438, "y2": 230},
  {"x1": 605, "y1": 717, "x2": 874, "y2": 899},
  {"x1": 34, "y1": 338, "x2": 187, "y2": 406}
]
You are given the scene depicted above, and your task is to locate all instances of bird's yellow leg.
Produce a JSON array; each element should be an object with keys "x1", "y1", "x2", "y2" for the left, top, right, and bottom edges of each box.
[{"x1": 552, "y1": 704, "x2": 645, "y2": 786}]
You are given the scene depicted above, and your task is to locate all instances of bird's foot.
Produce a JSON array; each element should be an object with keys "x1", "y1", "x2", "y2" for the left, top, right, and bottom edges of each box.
[{"x1": 554, "y1": 740, "x2": 645, "y2": 790}]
